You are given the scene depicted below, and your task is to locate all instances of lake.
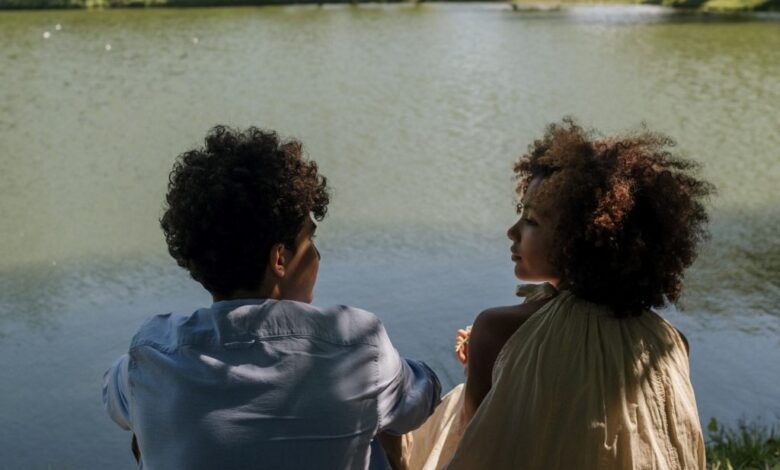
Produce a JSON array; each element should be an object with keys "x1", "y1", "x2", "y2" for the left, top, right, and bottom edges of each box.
[{"x1": 0, "y1": 4, "x2": 779, "y2": 468}]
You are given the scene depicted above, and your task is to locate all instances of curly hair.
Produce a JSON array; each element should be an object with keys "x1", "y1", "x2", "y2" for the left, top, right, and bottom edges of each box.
[
  {"x1": 515, "y1": 118, "x2": 714, "y2": 317},
  {"x1": 160, "y1": 126, "x2": 329, "y2": 296}
]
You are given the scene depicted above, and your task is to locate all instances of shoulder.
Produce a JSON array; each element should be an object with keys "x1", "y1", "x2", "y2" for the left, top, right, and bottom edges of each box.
[
  {"x1": 316, "y1": 303, "x2": 381, "y2": 329},
  {"x1": 286, "y1": 302, "x2": 387, "y2": 347},
  {"x1": 644, "y1": 309, "x2": 690, "y2": 356},
  {"x1": 130, "y1": 312, "x2": 186, "y2": 353},
  {"x1": 469, "y1": 302, "x2": 547, "y2": 362},
  {"x1": 129, "y1": 306, "x2": 221, "y2": 352},
  {"x1": 469, "y1": 298, "x2": 553, "y2": 363},
  {"x1": 676, "y1": 328, "x2": 690, "y2": 354},
  {"x1": 472, "y1": 299, "x2": 549, "y2": 336}
]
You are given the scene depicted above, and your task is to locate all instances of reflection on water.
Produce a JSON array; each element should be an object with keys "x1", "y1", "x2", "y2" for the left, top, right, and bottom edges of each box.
[
  {"x1": 1, "y1": 246, "x2": 778, "y2": 468},
  {"x1": 0, "y1": 255, "x2": 182, "y2": 326},
  {"x1": 685, "y1": 207, "x2": 780, "y2": 318},
  {"x1": 1, "y1": 4, "x2": 779, "y2": 468}
]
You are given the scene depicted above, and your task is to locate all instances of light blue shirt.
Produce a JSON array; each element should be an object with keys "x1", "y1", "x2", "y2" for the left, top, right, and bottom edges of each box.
[{"x1": 103, "y1": 299, "x2": 441, "y2": 470}]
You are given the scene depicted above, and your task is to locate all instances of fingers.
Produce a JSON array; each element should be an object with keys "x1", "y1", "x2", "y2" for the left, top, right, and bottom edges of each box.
[
  {"x1": 455, "y1": 326, "x2": 472, "y2": 365},
  {"x1": 456, "y1": 343, "x2": 469, "y2": 365}
]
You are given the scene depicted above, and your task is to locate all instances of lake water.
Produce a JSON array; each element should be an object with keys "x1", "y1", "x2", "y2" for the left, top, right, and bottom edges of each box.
[{"x1": 1, "y1": 4, "x2": 779, "y2": 468}]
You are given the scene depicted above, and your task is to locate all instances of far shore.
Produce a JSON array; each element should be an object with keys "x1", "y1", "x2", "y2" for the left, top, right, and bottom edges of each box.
[{"x1": 1, "y1": 0, "x2": 779, "y2": 13}]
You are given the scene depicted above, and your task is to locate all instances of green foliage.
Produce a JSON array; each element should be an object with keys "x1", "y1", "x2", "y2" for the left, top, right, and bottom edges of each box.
[
  {"x1": 702, "y1": 0, "x2": 780, "y2": 11},
  {"x1": 707, "y1": 418, "x2": 780, "y2": 470},
  {"x1": 0, "y1": 0, "x2": 74, "y2": 8},
  {"x1": 653, "y1": 0, "x2": 707, "y2": 8}
]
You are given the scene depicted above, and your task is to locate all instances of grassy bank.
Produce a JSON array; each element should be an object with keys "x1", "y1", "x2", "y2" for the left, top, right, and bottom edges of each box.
[
  {"x1": 508, "y1": 0, "x2": 780, "y2": 12},
  {"x1": 706, "y1": 418, "x2": 780, "y2": 470},
  {"x1": 0, "y1": 0, "x2": 361, "y2": 8},
  {"x1": 1, "y1": 0, "x2": 779, "y2": 12}
]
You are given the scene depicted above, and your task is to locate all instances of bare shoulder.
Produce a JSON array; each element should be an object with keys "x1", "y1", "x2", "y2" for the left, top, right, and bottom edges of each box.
[
  {"x1": 472, "y1": 298, "x2": 549, "y2": 336},
  {"x1": 469, "y1": 298, "x2": 551, "y2": 367},
  {"x1": 462, "y1": 298, "x2": 552, "y2": 421}
]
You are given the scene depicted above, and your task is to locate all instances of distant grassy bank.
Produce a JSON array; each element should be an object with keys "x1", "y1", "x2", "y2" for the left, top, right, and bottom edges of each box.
[
  {"x1": 1, "y1": 0, "x2": 778, "y2": 12},
  {"x1": 508, "y1": 0, "x2": 780, "y2": 12}
]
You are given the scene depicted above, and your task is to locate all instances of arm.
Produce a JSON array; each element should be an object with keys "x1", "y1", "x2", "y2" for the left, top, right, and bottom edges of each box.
[
  {"x1": 461, "y1": 301, "x2": 546, "y2": 423},
  {"x1": 373, "y1": 322, "x2": 440, "y2": 470},
  {"x1": 374, "y1": 323, "x2": 442, "y2": 436},
  {"x1": 377, "y1": 432, "x2": 411, "y2": 470},
  {"x1": 462, "y1": 309, "x2": 511, "y2": 423},
  {"x1": 103, "y1": 354, "x2": 133, "y2": 430}
]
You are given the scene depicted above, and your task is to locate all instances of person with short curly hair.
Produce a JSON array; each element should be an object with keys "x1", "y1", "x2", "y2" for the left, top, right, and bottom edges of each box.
[
  {"x1": 407, "y1": 119, "x2": 710, "y2": 469},
  {"x1": 160, "y1": 125, "x2": 330, "y2": 301},
  {"x1": 103, "y1": 126, "x2": 441, "y2": 470}
]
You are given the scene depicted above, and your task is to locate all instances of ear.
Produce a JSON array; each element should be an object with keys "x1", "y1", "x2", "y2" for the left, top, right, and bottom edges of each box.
[{"x1": 268, "y1": 243, "x2": 289, "y2": 278}]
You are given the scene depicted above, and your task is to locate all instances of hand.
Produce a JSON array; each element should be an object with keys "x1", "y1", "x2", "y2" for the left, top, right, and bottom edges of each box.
[
  {"x1": 378, "y1": 432, "x2": 411, "y2": 470},
  {"x1": 455, "y1": 326, "x2": 471, "y2": 377}
]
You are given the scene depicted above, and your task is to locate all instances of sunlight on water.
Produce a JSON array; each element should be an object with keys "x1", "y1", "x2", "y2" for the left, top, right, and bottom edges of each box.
[{"x1": 0, "y1": 5, "x2": 778, "y2": 467}]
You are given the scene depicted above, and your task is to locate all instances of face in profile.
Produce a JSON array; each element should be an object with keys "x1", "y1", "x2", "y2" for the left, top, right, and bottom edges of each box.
[
  {"x1": 277, "y1": 217, "x2": 321, "y2": 303},
  {"x1": 506, "y1": 176, "x2": 561, "y2": 286}
]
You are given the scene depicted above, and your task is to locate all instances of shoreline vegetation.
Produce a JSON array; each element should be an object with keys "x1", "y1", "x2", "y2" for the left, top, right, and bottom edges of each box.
[
  {"x1": 706, "y1": 418, "x2": 780, "y2": 469},
  {"x1": 1, "y1": 0, "x2": 779, "y2": 13}
]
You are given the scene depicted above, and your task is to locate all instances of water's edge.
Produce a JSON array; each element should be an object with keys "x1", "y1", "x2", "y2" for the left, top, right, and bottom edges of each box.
[{"x1": 2, "y1": 0, "x2": 778, "y2": 13}]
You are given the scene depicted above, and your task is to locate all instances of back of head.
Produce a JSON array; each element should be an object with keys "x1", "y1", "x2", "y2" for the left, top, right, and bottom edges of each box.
[
  {"x1": 515, "y1": 118, "x2": 714, "y2": 317},
  {"x1": 160, "y1": 126, "x2": 329, "y2": 297}
]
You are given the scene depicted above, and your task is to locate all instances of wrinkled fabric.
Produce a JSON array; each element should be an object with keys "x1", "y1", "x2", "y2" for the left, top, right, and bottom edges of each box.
[
  {"x1": 103, "y1": 299, "x2": 441, "y2": 470},
  {"x1": 409, "y1": 284, "x2": 704, "y2": 469},
  {"x1": 446, "y1": 284, "x2": 705, "y2": 469},
  {"x1": 406, "y1": 384, "x2": 467, "y2": 470}
]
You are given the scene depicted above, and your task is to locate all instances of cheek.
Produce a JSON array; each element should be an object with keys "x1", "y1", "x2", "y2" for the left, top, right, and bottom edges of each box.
[
  {"x1": 307, "y1": 248, "x2": 320, "y2": 278},
  {"x1": 538, "y1": 241, "x2": 559, "y2": 274},
  {"x1": 311, "y1": 257, "x2": 320, "y2": 280},
  {"x1": 521, "y1": 231, "x2": 541, "y2": 253},
  {"x1": 525, "y1": 234, "x2": 553, "y2": 268}
]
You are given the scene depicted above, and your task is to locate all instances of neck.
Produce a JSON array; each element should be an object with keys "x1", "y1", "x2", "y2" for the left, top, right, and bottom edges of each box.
[{"x1": 212, "y1": 283, "x2": 279, "y2": 303}]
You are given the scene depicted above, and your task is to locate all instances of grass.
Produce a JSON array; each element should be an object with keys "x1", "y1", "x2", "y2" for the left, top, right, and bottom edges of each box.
[
  {"x1": 702, "y1": 0, "x2": 775, "y2": 11},
  {"x1": 508, "y1": 0, "x2": 780, "y2": 11},
  {"x1": 707, "y1": 418, "x2": 780, "y2": 470}
]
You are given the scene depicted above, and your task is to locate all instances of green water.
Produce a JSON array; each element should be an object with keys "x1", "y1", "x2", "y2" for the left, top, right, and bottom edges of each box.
[{"x1": 1, "y1": 5, "x2": 778, "y2": 468}]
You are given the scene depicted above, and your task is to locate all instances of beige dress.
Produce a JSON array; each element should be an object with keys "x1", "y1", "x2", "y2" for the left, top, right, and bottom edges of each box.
[{"x1": 408, "y1": 283, "x2": 706, "y2": 470}]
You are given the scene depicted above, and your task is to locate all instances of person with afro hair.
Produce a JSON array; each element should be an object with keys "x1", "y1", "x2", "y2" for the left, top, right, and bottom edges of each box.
[
  {"x1": 103, "y1": 126, "x2": 441, "y2": 470},
  {"x1": 406, "y1": 119, "x2": 710, "y2": 470}
]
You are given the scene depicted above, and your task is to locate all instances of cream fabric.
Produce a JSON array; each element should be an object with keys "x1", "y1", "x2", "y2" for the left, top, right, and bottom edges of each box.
[
  {"x1": 406, "y1": 384, "x2": 467, "y2": 470},
  {"x1": 411, "y1": 283, "x2": 705, "y2": 470}
]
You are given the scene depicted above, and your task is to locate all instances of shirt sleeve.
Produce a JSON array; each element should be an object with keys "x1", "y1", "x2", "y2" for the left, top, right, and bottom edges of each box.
[
  {"x1": 374, "y1": 322, "x2": 442, "y2": 435},
  {"x1": 102, "y1": 354, "x2": 132, "y2": 431}
]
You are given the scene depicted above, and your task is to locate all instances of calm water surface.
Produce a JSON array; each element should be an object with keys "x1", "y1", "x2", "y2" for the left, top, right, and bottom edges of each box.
[{"x1": 1, "y1": 5, "x2": 779, "y2": 468}]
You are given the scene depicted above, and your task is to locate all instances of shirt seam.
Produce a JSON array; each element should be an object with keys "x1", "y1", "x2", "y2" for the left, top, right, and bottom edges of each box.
[{"x1": 130, "y1": 333, "x2": 379, "y2": 354}]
